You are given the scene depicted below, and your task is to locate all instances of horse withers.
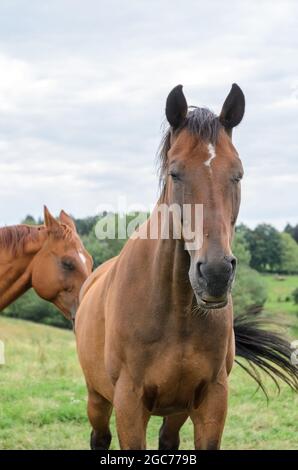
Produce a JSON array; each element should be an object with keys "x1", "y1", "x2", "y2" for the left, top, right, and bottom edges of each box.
[{"x1": 76, "y1": 84, "x2": 298, "y2": 450}]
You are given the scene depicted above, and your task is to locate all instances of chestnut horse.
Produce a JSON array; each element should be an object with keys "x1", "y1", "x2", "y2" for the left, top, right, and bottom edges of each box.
[
  {"x1": 0, "y1": 206, "x2": 93, "y2": 320},
  {"x1": 76, "y1": 84, "x2": 298, "y2": 450}
]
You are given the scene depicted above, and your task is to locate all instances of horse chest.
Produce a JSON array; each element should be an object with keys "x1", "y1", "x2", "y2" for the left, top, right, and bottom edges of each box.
[
  {"x1": 119, "y1": 311, "x2": 230, "y2": 378},
  {"x1": 138, "y1": 340, "x2": 227, "y2": 415},
  {"x1": 108, "y1": 307, "x2": 231, "y2": 414},
  {"x1": 149, "y1": 339, "x2": 224, "y2": 379}
]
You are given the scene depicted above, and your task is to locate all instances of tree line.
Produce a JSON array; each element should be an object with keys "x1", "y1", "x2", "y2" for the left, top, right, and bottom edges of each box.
[{"x1": 2, "y1": 214, "x2": 298, "y2": 329}]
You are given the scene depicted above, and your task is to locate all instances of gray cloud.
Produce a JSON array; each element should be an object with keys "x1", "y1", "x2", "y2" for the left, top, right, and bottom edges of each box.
[{"x1": 0, "y1": 0, "x2": 297, "y2": 228}]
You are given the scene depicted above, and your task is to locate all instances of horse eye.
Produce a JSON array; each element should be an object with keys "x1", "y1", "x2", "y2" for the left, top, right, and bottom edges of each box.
[
  {"x1": 169, "y1": 171, "x2": 180, "y2": 181},
  {"x1": 231, "y1": 174, "x2": 242, "y2": 183},
  {"x1": 62, "y1": 260, "x2": 75, "y2": 271}
]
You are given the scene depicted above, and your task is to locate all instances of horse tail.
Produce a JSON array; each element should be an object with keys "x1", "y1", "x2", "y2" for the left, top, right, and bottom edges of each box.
[{"x1": 234, "y1": 313, "x2": 298, "y2": 397}]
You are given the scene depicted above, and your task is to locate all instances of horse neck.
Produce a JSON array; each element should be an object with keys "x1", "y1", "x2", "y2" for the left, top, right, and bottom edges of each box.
[
  {"x1": 0, "y1": 227, "x2": 47, "y2": 311},
  {"x1": 144, "y1": 199, "x2": 194, "y2": 313}
]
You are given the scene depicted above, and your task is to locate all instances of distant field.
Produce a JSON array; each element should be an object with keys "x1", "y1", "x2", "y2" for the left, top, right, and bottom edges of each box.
[
  {"x1": 262, "y1": 274, "x2": 298, "y2": 315},
  {"x1": 0, "y1": 275, "x2": 297, "y2": 450},
  {"x1": 261, "y1": 274, "x2": 298, "y2": 335}
]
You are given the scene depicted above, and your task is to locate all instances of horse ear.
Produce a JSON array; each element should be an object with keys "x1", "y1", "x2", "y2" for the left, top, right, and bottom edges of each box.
[
  {"x1": 166, "y1": 84, "x2": 188, "y2": 129},
  {"x1": 59, "y1": 210, "x2": 77, "y2": 233},
  {"x1": 219, "y1": 83, "x2": 245, "y2": 134},
  {"x1": 43, "y1": 206, "x2": 61, "y2": 232}
]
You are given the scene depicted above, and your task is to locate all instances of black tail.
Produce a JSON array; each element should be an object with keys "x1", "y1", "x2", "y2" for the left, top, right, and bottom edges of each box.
[{"x1": 234, "y1": 314, "x2": 298, "y2": 397}]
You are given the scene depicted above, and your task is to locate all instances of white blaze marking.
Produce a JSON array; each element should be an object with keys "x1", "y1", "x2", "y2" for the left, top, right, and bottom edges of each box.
[
  {"x1": 204, "y1": 143, "x2": 216, "y2": 168},
  {"x1": 78, "y1": 251, "x2": 87, "y2": 265}
]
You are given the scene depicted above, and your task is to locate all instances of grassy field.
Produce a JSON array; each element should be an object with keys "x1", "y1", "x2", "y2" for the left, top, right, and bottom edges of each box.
[
  {"x1": 0, "y1": 275, "x2": 297, "y2": 450},
  {"x1": 262, "y1": 274, "x2": 298, "y2": 336},
  {"x1": 262, "y1": 274, "x2": 298, "y2": 315}
]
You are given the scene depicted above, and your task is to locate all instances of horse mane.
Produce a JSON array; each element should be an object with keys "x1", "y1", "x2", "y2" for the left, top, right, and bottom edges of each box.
[
  {"x1": 0, "y1": 223, "x2": 75, "y2": 256},
  {"x1": 157, "y1": 107, "x2": 223, "y2": 190},
  {"x1": 0, "y1": 225, "x2": 41, "y2": 256}
]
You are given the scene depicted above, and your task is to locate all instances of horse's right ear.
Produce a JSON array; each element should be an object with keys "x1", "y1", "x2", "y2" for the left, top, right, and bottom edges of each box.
[{"x1": 166, "y1": 85, "x2": 188, "y2": 129}]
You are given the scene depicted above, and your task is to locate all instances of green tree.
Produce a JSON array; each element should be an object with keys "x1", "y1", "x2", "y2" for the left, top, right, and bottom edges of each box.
[
  {"x1": 21, "y1": 215, "x2": 36, "y2": 225},
  {"x1": 74, "y1": 216, "x2": 99, "y2": 236},
  {"x1": 245, "y1": 224, "x2": 282, "y2": 272},
  {"x1": 284, "y1": 223, "x2": 298, "y2": 244},
  {"x1": 280, "y1": 232, "x2": 298, "y2": 274}
]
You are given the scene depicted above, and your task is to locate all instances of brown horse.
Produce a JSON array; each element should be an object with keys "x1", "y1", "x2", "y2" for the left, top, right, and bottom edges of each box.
[
  {"x1": 0, "y1": 206, "x2": 93, "y2": 320},
  {"x1": 76, "y1": 84, "x2": 298, "y2": 450}
]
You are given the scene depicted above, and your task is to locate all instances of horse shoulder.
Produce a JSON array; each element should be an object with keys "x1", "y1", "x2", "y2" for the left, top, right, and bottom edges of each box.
[{"x1": 79, "y1": 256, "x2": 118, "y2": 303}]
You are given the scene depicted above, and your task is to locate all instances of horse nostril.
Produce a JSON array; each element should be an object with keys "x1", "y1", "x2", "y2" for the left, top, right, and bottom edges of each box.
[
  {"x1": 231, "y1": 257, "x2": 237, "y2": 274},
  {"x1": 224, "y1": 255, "x2": 237, "y2": 275},
  {"x1": 197, "y1": 262, "x2": 203, "y2": 279}
]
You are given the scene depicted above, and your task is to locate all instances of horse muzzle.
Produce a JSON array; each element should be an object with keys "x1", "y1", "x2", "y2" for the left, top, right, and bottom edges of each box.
[{"x1": 189, "y1": 255, "x2": 236, "y2": 309}]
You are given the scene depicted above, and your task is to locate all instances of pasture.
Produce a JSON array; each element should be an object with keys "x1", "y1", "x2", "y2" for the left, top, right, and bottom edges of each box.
[
  {"x1": 0, "y1": 274, "x2": 297, "y2": 450},
  {"x1": 262, "y1": 274, "x2": 298, "y2": 316}
]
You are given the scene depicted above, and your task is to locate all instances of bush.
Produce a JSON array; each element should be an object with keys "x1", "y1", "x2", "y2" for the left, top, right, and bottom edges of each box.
[
  {"x1": 232, "y1": 264, "x2": 268, "y2": 314},
  {"x1": 2, "y1": 290, "x2": 71, "y2": 329},
  {"x1": 233, "y1": 232, "x2": 251, "y2": 265},
  {"x1": 245, "y1": 224, "x2": 282, "y2": 272}
]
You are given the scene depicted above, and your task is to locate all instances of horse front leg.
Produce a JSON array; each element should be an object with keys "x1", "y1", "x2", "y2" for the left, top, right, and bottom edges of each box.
[
  {"x1": 158, "y1": 413, "x2": 189, "y2": 450},
  {"x1": 113, "y1": 373, "x2": 150, "y2": 450},
  {"x1": 87, "y1": 388, "x2": 113, "y2": 450},
  {"x1": 190, "y1": 379, "x2": 228, "y2": 450}
]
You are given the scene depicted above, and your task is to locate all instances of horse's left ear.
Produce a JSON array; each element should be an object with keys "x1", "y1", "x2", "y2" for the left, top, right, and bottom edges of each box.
[
  {"x1": 219, "y1": 83, "x2": 245, "y2": 134},
  {"x1": 166, "y1": 84, "x2": 188, "y2": 129},
  {"x1": 59, "y1": 210, "x2": 77, "y2": 233},
  {"x1": 44, "y1": 206, "x2": 61, "y2": 232}
]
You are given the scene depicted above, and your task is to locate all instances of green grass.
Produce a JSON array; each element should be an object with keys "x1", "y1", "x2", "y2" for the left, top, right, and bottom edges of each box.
[
  {"x1": 0, "y1": 275, "x2": 297, "y2": 450},
  {"x1": 262, "y1": 274, "x2": 298, "y2": 315},
  {"x1": 261, "y1": 274, "x2": 298, "y2": 336}
]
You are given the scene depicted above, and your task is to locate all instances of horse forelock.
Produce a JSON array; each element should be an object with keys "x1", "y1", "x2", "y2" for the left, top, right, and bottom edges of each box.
[{"x1": 157, "y1": 107, "x2": 223, "y2": 192}]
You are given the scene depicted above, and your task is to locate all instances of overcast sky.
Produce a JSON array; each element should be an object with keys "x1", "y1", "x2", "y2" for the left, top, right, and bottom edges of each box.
[{"x1": 0, "y1": 0, "x2": 297, "y2": 229}]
